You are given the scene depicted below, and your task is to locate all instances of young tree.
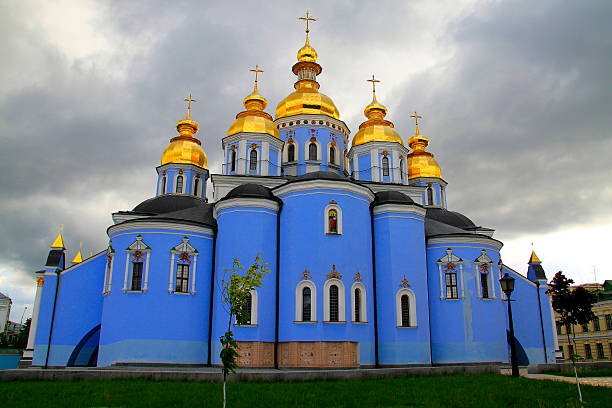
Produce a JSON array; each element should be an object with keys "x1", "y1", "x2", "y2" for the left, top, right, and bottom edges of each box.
[
  {"x1": 548, "y1": 271, "x2": 597, "y2": 407},
  {"x1": 16, "y1": 318, "x2": 31, "y2": 349},
  {"x1": 220, "y1": 256, "x2": 269, "y2": 408}
]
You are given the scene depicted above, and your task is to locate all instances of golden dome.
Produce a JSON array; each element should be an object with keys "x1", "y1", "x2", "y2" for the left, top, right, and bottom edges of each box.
[
  {"x1": 276, "y1": 80, "x2": 340, "y2": 119},
  {"x1": 406, "y1": 125, "x2": 442, "y2": 179},
  {"x1": 227, "y1": 82, "x2": 280, "y2": 138},
  {"x1": 161, "y1": 118, "x2": 207, "y2": 168},
  {"x1": 297, "y1": 39, "x2": 318, "y2": 62},
  {"x1": 352, "y1": 95, "x2": 403, "y2": 147}
]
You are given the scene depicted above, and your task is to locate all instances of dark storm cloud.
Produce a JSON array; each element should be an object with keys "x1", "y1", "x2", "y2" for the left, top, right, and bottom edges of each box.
[{"x1": 0, "y1": 0, "x2": 610, "y2": 312}]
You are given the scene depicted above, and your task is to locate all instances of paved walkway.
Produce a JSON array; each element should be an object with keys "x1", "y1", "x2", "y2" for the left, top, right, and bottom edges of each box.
[{"x1": 523, "y1": 373, "x2": 612, "y2": 388}]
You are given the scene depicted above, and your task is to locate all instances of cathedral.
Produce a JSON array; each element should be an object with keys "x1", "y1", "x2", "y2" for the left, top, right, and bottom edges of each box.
[{"x1": 24, "y1": 17, "x2": 557, "y2": 369}]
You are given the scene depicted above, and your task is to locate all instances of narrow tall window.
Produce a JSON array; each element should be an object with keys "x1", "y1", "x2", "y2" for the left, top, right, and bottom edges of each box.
[
  {"x1": 328, "y1": 209, "x2": 338, "y2": 234},
  {"x1": 288, "y1": 144, "x2": 295, "y2": 162},
  {"x1": 354, "y1": 288, "x2": 361, "y2": 322},
  {"x1": 585, "y1": 344, "x2": 592, "y2": 359},
  {"x1": 175, "y1": 264, "x2": 190, "y2": 293},
  {"x1": 193, "y1": 178, "x2": 200, "y2": 197},
  {"x1": 400, "y1": 158, "x2": 405, "y2": 182},
  {"x1": 594, "y1": 318, "x2": 601, "y2": 331},
  {"x1": 568, "y1": 344, "x2": 574, "y2": 359},
  {"x1": 606, "y1": 314, "x2": 612, "y2": 330},
  {"x1": 161, "y1": 176, "x2": 167, "y2": 194},
  {"x1": 400, "y1": 294, "x2": 410, "y2": 327},
  {"x1": 175, "y1": 175, "x2": 184, "y2": 193},
  {"x1": 131, "y1": 262, "x2": 143, "y2": 291},
  {"x1": 382, "y1": 156, "x2": 389, "y2": 176},
  {"x1": 556, "y1": 322, "x2": 562, "y2": 335},
  {"x1": 596, "y1": 343, "x2": 604, "y2": 359},
  {"x1": 427, "y1": 187, "x2": 434, "y2": 205},
  {"x1": 238, "y1": 292, "x2": 252, "y2": 325},
  {"x1": 249, "y1": 149, "x2": 257, "y2": 171},
  {"x1": 582, "y1": 323, "x2": 589, "y2": 332},
  {"x1": 445, "y1": 272, "x2": 458, "y2": 299},
  {"x1": 230, "y1": 150, "x2": 236, "y2": 171},
  {"x1": 329, "y1": 146, "x2": 336, "y2": 165},
  {"x1": 329, "y1": 285, "x2": 339, "y2": 322},
  {"x1": 302, "y1": 287, "x2": 312, "y2": 321},
  {"x1": 308, "y1": 143, "x2": 317, "y2": 160},
  {"x1": 480, "y1": 273, "x2": 490, "y2": 298}
]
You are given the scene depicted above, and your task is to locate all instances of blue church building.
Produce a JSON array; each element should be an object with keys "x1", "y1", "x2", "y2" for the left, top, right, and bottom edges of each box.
[{"x1": 23, "y1": 24, "x2": 557, "y2": 369}]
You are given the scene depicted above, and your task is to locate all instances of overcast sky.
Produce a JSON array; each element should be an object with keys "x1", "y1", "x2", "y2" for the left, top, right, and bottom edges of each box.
[{"x1": 1, "y1": 0, "x2": 611, "y2": 321}]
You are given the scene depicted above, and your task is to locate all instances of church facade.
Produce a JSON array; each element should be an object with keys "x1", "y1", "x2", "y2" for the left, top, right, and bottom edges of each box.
[{"x1": 25, "y1": 23, "x2": 557, "y2": 369}]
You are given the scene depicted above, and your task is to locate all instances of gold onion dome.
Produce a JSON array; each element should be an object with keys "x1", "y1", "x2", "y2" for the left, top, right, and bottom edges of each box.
[
  {"x1": 406, "y1": 117, "x2": 442, "y2": 179},
  {"x1": 161, "y1": 95, "x2": 207, "y2": 168},
  {"x1": 275, "y1": 13, "x2": 339, "y2": 119},
  {"x1": 352, "y1": 76, "x2": 404, "y2": 147},
  {"x1": 227, "y1": 67, "x2": 280, "y2": 138}
]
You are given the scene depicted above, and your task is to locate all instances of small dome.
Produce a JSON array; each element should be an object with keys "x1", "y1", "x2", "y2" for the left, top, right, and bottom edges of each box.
[
  {"x1": 224, "y1": 183, "x2": 276, "y2": 200},
  {"x1": 292, "y1": 170, "x2": 348, "y2": 181},
  {"x1": 352, "y1": 94, "x2": 403, "y2": 147},
  {"x1": 426, "y1": 208, "x2": 476, "y2": 230},
  {"x1": 161, "y1": 119, "x2": 207, "y2": 168},
  {"x1": 406, "y1": 126, "x2": 442, "y2": 179},
  {"x1": 373, "y1": 191, "x2": 415, "y2": 206},
  {"x1": 133, "y1": 195, "x2": 207, "y2": 214},
  {"x1": 228, "y1": 82, "x2": 280, "y2": 138},
  {"x1": 297, "y1": 41, "x2": 318, "y2": 62}
]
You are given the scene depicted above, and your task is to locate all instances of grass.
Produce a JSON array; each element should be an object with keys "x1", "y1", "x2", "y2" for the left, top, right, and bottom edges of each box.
[
  {"x1": 547, "y1": 368, "x2": 612, "y2": 378},
  {"x1": 1, "y1": 374, "x2": 611, "y2": 407}
]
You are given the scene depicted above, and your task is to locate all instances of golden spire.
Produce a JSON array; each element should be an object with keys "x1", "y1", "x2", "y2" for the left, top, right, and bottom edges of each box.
[
  {"x1": 183, "y1": 93, "x2": 196, "y2": 120},
  {"x1": 529, "y1": 250, "x2": 541, "y2": 263},
  {"x1": 297, "y1": 11, "x2": 318, "y2": 62},
  {"x1": 243, "y1": 65, "x2": 267, "y2": 111},
  {"x1": 50, "y1": 224, "x2": 65, "y2": 249},
  {"x1": 406, "y1": 111, "x2": 442, "y2": 179},
  {"x1": 72, "y1": 242, "x2": 83, "y2": 264},
  {"x1": 364, "y1": 74, "x2": 387, "y2": 119},
  {"x1": 299, "y1": 11, "x2": 317, "y2": 43},
  {"x1": 250, "y1": 64, "x2": 263, "y2": 92},
  {"x1": 411, "y1": 111, "x2": 423, "y2": 135}
]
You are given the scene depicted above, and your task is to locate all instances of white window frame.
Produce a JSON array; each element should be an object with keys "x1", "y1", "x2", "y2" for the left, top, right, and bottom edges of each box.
[
  {"x1": 174, "y1": 173, "x2": 184, "y2": 194},
  {"x1": 168, "y1": 237, "x2": 198, "y2": 295},
  {"x1": 326, "y1": 142, "x2": 339, "y2": 166},
  {"x1": 248, "y1": 148, "x2": 259, "y2": 174},
  {"x1": 396, "y1": 288, "x2": 417, "y2": 327},
  {"x1": 324, "y1": 278, "x2": 346, "y2": 323},
  {"x1": 122, "y1": 235, "x2": 151, "y2": 293},
  {"x1": 305, "y1": 139, "x2": 322, "y2": 161},
  {"x1": 295, "y1": 280, "x2": 317, "y2": 322},
  {"x1": 283, "y1": 141, "x2": 298, "y2": 163},
  {"x1": 324, "y1": 203, "x2": 343, "y2": 235},
  {"x1": 235, "y1": 289, "x2": 258, "y2": 326},
  {"x1": 437, "y1": 248, "x2": 464, "y2": 300},
  {"x1": 351, "y1": 282, "x2": 367, "y2": 323},
  {"x1": 474, "y1": 250, "x2": 495, "y2": 299},
  {"x1": 159, "y1": 175, "x2": 167, "y2": 195},
  {"x1": 103, "y1": 248, "x2": 115, "y2": 295},
  {"x1": 192, "y1": 175, "x2": 201, "y2": 197}
]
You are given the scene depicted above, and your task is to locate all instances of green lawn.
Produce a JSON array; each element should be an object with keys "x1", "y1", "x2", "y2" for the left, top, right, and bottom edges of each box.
[
  {"x1": 549, "y1": 368, "x2": 612, "y2": 378},
  {"x1": 1, "y1": 374, "x2": 611, "y2": 407}
]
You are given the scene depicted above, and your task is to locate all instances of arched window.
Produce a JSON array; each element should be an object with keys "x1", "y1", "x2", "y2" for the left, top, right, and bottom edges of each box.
[
  {"x1": 161, "y1": 176, "x2": 167, "y2": 194},
  {"x1": 427, "y1": 187, "x2": 434, "y2": 205},
  {"x1": 288, "y1": 144, "x2": 295, "y2": 162},
  {"x1": 175, "y1": 175, "x2": 184, "y2": 194},
  {"x1": 382, "y1": 156, "x2": 390, "y2": 177},
  {"x1": 328, "y1": 209, "x2": 338, "y2": 234},
  {"x1": 354, "y1": 288, "x2": 361, "y2": 322},
  {"x1": 400, "y1": 158, "x2": 405, "y2": 182},
  {"x1": 230, "y1": 149, "x2": 236, "y2": 172},
  {"x1": 351, "y1": 282, "x2": 367, "y2": 323},
  {"x1": 396, "y1": 289, "x2": 417, "y2": 327},
  {"x1": 302, "y1": 287, "x2": 312, "y2": 321},
  {"x1": 329, "y1": 285, "x2": 339, "y2": 322},
  {"x1": 131, "y1": 262, "x2": 143, "y2": 291},
  {"x1": 249, "y1": 149, "x2": 258, "y2": 171},
  {"x1": 193, "y1": 178, "x2": 200, "y2": 197},
  {"x1": 440, "y1": 187, "x2": 445, "y2": 207},
  {"x1": 329, "y1": 146, "x2": 336, "y2": 165},
  {"x1": 238, "y1": 292, "x2": 252, "y2": 325},
  {"x1": 308, "y1": 143, "x2": 317, "y2": 161}
]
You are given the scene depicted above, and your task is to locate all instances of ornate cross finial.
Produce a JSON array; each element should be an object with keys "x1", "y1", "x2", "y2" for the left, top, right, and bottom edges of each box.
[
  {"x1": 59, "y1": 224, "x2": 64, "y2": 233},
  {"x1": 250, "y1": 64, "x2": 264, "y2": 90},
  {"x1": 411, "y1": 111, "x2": 423, "y2": 134},
  {"x1": 183, "y1": 93, "x2": 197, "y2": 120},
  {"x1": 367, "y1": 74, "x2": 380, "y2": 95},
  {"x1": 299, "y1": 11, "x2": 317, "y2": 40}
]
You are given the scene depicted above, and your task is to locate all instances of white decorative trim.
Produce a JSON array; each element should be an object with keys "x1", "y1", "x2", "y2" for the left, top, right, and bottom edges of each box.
[
  {"x1": 474, "y1": 249, "x2": 495, "y2": 299},
  {"x1": 370, "y1": 150, "x2": 379, "y2": 182},
  {"x1": 396, "y1": 288, "x2": 417, "y2": 327},
  {"x1": 351, "y1": 282, "x2": 367, "y2": 323},
  {"x1": 59, "y1": 250, "x2": 106, "y2": 276},
  {"x1": 103, "y1": 250, "x2": 115, "y2": 295},
  {"x1": 428, "y1": 236, "x2": 503, "y2": 249},
  {"x1": 174, "y1": 173, "x2": 185, "y2": 194},
  {"x1": 323, "y1": 278, "x2": 346, "y2": 322},
  {"x1": 261, "y1": 142, "x2": 270, "y2": 176},
  {"x1": 108, "y1": 221, "x2": 214, "y2": 237},
  {"x1": 324, "y1": 202, "x2": 343, "y2": 235},
  {"x1": 283, "y1": 140, "x2": 298, "y2": 163},
  {"x1": 168, "y1": 252, "x2": 175, "y2": 293},
  {"x1": 295, "y1": 280, "x2": 317, "y2": 322},
  {"x1": 143, "y1": 252, "x2": 151, "y2": 292},
  {"x1": 274, "y1": 114, "x2": 351, "y2": 140},
  {"x1": 236, "y1": 289, "x2": 258, "y2": 326},
  {"x1": 191, "y1": 254, "x2": 198, "y2": 294},
  {"x1": 372, "y1": 204, "x2": 426, "y2": 217},
  {"x1": 214, "y1": 198, "x2": 280, "y2": 217},
  {"x1": 222, "y1": 132, "x2": 284, "y2": 149},
  {"x1": 274, "y1": 179, "x2": 375, "y2": 201},
  {"x1": 304, "y1": 138, "x2": 322, "y2": 161},
  {"x1": 437, "y1": 248, "x2": 464, "y2": 300},
  {"x1": 122, "y1": 252, "x2": 130, "y2": 293},
  {"x1": 326, "y1": 141, "x2": 339, "y2": 166}
]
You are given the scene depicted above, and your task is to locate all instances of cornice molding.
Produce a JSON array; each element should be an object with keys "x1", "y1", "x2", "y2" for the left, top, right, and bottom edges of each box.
[
  {"x1": 274, "y1": 179, "x2": 375, "y2": 201},
  {"x1": 428, "y1": 235, "x2": 503, "y2": 249},
  {"x1": 108, "y1": 221, "x2": 214, "y2": 237},
  {"x1": 214, "y1": 198, "x2": 280, "y2": 217},
  {"x1": 373, "y1": 204, "x2": 426, "y2": 217}
]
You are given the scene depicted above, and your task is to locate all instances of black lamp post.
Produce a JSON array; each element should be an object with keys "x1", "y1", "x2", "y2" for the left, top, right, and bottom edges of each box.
[{"x1": 500, "y1": 273, "x2": 519, "y2": 377}]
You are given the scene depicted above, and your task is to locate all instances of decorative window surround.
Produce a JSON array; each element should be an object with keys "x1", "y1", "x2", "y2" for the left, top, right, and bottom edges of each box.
[
  {"x1": 324, "y1": 278, "x2": 346, "y2": 323},
  {"x1": 122, "y1": 235, "x2": 151, "y2": 293},
  {"x1": 327, "y1": 141, "x2": 339, "y2": 166},
  {"x1": 396, "y1": 288, "x2": 417, "y2": 327},
  {"x1": 168, "y1": 237, "x2": 199, "y2": 295},
  {"x1": 324, "y1": 202, "x2": 343, "y2": 235},
  {"x1": 474, "y1": 249, "x2": 496, "y2": 299},
  {"x1": 283, "y1": 141, "x2": 298, "y2": 163},
  {"x1": 305, "y1": 138, "x2": 322, "y2": 161},
  {"x1": 295, "y1": 280, "x2": 317, "y2": 322},
  {"x1": 235, "y1": 289, "x2": 258, "y2": 326},
  {"x1": 102, "y1": 244, "x2": 115, "y2": 295},
  {"x1": 351, "y1": 282, "x2": 367, "y2": 323},
  {"x1": 437, "y1": 248, "x2": 464, "y2": 300}
]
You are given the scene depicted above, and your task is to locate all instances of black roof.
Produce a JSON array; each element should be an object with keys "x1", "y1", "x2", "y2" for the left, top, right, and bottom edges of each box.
[
  {"x1": 291, "y1": 171, "x2": 349, "y2": 181},
  {"x1": 372, "y1": 190, "x2": 415, "y2": 206},
  {"x1": 425, "y1": 218, "x2": 473, "y2": 238},
  {"x1": 133, "y1": 195, "x2": 208, "y2": 214},
  {"x1": 531, "y1": 264, "x2": 547, "y2": 281},
  {"x1": 45, "y1": 249, "x2": 65, "y2": 269},
  {"x1": 426, "y1": 208, "x2": 477, "y2": 230},
  {"x1": 223, "y1": 183, "x2": 277, "y2": 201}
]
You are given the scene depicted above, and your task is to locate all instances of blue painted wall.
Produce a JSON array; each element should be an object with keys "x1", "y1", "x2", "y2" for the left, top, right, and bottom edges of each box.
[{"x1": 279, "y1": 125, "x2": 346, "y2": 176}]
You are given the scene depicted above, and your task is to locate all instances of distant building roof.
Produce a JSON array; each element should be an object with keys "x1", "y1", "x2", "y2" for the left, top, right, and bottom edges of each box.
[{"x1": 0, "y1": 292, "x2": 10, "y2": 300}]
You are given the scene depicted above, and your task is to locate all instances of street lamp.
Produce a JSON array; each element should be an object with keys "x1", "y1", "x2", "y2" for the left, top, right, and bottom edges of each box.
[{"x1": 500, "y1": 273, "x2": 519, "y2": 377}]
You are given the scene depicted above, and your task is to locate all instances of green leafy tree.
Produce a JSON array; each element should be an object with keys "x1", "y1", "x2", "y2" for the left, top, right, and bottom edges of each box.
[
  {"x1": 16, "y1": 318, "x2": 31, "y2": 349},
  {"x1": 0, "y1": 332, "x2": 8, "y2": 348},
  {"x1": 220, "y1": 256, "x2": 269, "y2": 408},
  {"x1": 548, "y1": 271, "x2": 597, "y2": 407}
]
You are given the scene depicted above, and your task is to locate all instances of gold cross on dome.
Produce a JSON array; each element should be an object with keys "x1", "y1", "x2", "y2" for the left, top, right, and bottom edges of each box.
[
  {"x1": 250, "y1": 65, "x2": 264, "y2": 88},
  {"x1": 367, "y1": 74, "x2": 380, "y2": 95},
  {"x1": 183, "y1": 93, "x2": 197, "y2": 120},
  {"x1": 299, "y1": 11, "x2": 317, "y2": 37},
  {"x1": 411, "y1": 111, "x2": 423, "y2": 126}
]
